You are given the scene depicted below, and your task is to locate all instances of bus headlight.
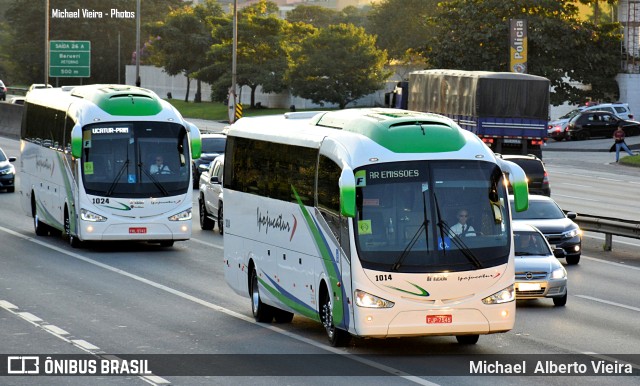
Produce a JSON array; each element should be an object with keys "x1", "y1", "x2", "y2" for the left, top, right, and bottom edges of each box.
[
  {"x1": 168, "y1": 208, "x2": 192, "y2": 221},
  {"x1": 80, "y1": 208, "x2": 108, "y2": 222},
  {"x1": 482, "y1": 284, "x2": 515, "y2": 304},
  {"x1": 355, "y1": 290, "x2": 394, "y2": 308}
]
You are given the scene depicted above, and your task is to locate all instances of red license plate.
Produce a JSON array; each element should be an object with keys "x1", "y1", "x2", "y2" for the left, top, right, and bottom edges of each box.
[
  {"x1": 129, "y1": 227, "x2": 147, "y2": 234},
  {"x1": 427, "y1": 315, "x2": 452, "y2": 324}
]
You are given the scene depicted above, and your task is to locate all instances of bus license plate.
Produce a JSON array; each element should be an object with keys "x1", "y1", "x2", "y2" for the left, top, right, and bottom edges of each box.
[
  {"x1": 427, "y1": 315, "x2": 452, "y2": 324},
  {"x1": 129, "y1": 227, "x2": 147, "y2": 234}
]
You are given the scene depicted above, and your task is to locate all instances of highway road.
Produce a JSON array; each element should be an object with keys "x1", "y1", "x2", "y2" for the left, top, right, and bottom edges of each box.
[{"x1": 0, "y1": 136, "x2": 638, "y2": 385}]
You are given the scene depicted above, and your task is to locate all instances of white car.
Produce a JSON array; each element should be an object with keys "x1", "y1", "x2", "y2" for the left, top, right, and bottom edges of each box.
[
  {"x1": 548, "y1": 102, "x2": 633, "y2": 141},
  {"x1": 198, "y1": 155, "x2": 224, "y2": 234},
  {"x1": 513, "y1": 222, "x2": 568, "y2": 306}
]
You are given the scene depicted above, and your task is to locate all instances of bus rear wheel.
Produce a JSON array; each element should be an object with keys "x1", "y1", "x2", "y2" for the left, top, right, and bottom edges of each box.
[
  {"x1": 250, "y1": 268, "x2": 274, "y2": 323},
  {"x1": 320, "y1": 290, "x2": 350, "y2": 347}
]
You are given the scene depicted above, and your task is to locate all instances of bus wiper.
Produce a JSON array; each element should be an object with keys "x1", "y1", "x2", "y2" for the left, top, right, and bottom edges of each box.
[
  {"x1": 391, "y1": 219, "x2": 427, "y2": 272},
  {"x1": 437, "y1": 219, "x2": 484, "y2": 270},
  {"x1": 106, "y1": 159, "x2": 129, "y2": 197},
  {"x1": 139, "y1": 162, "x2": 170, "y2": 197}
]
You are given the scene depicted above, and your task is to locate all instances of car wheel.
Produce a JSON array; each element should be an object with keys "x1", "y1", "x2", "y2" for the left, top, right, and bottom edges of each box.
[
  {"x1": 577, "y1": 130, "x2": 590, "y2": 140},
  {"x1": 553, "y1": 292, "x2": 567, "y2": 307},
  {"x1": 566, "y1": 254, "x2": 580, "y2": 265},
  {"x1": 218, "y1": 203, "x2": 224, "y2": 235},
  {"x1": 320, "y1": 287, "x2": 351, "y2": 347},
  {"x1": 456, "y1": 335, "x2": 480, "y2": 344},
  {"x1": 199, "y1": 196, "x2": 214, "y2": 230},
  {"x1": 251, "y1": 268, "x2": 274, "y2": 323}
]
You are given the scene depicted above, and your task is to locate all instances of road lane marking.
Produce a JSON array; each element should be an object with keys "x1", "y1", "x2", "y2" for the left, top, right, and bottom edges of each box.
[
  {"x1": 559, "y1": 183, "x2": 592, "y2": 188},
  {"x1": 189, "y1": 237, "x2": 223, "y2": 250},
  {"x1": 552, "y1": 194, "x2": 600, "y2": 202},
  {"x1": 0, "y1": 299, "x2": 171, "y2": 385},
  {"x1": 575, "y1": 295, "x2": 640, "y2": 312},
  {"x1": 0, "y1": 225, "x2": 437, "y2": 386},
  {"x1": 581, "y1": 255, "x2": 640, "y2": 270}
]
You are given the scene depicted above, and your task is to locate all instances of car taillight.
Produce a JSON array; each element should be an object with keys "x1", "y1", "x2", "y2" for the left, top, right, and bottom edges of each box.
[{"x1": 542, "y1": 171, "x2": 549, "y2": 186}]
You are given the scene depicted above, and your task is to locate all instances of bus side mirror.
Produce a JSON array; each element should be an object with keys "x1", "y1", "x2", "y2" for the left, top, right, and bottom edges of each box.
[
  {"x1": 339, "y1": 168, "x2": 356, "y2": 218},
  {"x1": 497, "y1": 158, "x2": 529, "y2": 212},
  {"x1": 71, "y1": 124, "x2": 83, "y2": 158},
  {"x1": 186, "y1": 121, "x2": 202, "y2": 159}
]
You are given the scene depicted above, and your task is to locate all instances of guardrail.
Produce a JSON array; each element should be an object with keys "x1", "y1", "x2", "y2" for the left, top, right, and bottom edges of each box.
[{"x1": 571, "y1": 213, "x2": 640, "y2": 251}]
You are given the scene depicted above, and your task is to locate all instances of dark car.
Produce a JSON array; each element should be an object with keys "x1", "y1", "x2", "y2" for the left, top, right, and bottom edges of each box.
[
  {"x1": 509, "y1": 195, "x2": 581, "y2": 265},
  {"x1": 498, "y1": 154, "x2": 550, "y2": 196},
  {"x1": 0, "y1": 80, "x2": 7, "y2": 101},
  {"x1": 0, "y1": 147, "x2": 17, "y2": 192},
  {"x1": 566, "y1": 111, "x2": 640, "y2": 140},
  {"x1": 192, "y1": 133, "x2": 226, "y2": 188}
]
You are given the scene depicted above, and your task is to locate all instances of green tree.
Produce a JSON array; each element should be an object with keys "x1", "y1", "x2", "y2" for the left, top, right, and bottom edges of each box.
[
  {"x1": 285, "y1": 4, "x2": 339, "y2": 29},
  {"x1": 200, "y1": 0, "x2": 294, "y2": 107},
  {"x1": 425, "y1": 0, "x2": 622, "y2": 105},
  {"x1": 147, "y1": 1, "x2": 223, "y2": 102},
  {"x1": 288, "y1": 23, "x2": 390, "y2": 109},
  {"x1": 366, "y1": 0, "x2": 439, "y2": 62}
]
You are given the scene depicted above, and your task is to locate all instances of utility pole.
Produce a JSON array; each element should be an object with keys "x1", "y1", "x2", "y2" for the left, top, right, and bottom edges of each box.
[
  {"x1": 135, "y1": 0, "x2": 141, "y2": 87},
  {"x1": 229, "y1": 0, "x2": 238, "y2": 123},
  {"x1": 45, "y1": 0, "x2": 49, "y2": 85}
]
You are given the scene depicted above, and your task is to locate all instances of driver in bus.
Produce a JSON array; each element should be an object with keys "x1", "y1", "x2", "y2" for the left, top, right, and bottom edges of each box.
[
  {"x1": 451, "y1": 208, "x2": 476, "y2": 237},
  {"x1": 150, "y1": 155, "x2": 172, "y2": 175}
]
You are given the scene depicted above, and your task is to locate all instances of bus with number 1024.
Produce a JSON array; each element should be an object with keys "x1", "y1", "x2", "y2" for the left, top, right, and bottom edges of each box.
[
  {"x1": 222, "y1": 108, "x2": 529, "y2": 346},
  {"x1": 19, "y1": 84, "x2": 202, "y2": 248}
]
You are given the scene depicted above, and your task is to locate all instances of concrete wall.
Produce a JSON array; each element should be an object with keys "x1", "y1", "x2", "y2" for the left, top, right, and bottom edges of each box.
[
  {"x1": 125, "y1": 65, "x2": 393, "y2": 109},
  {"x1": 0, "y1": 103, "x2": 23, "y2": 140},
  {"x1": 616, "y1": 73, "x2": 640, "y2": 117}
]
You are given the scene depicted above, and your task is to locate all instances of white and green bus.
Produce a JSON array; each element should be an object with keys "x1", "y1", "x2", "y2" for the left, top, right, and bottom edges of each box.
[
  {"x1": 223, "y1": 108, "x2": 529, "y2": 346},
  {"x1": 19, "y1": 85, "x2": 201, "y2": 247}
]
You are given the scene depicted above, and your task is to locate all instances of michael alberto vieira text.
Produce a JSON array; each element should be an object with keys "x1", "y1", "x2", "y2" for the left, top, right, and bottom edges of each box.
[{"x1": 470, "y1": 360, "x2": 633, "y2": 375}]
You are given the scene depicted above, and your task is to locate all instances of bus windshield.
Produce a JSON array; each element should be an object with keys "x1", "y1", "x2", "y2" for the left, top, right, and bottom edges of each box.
[
  {"x1": 354, "y1": 160, "x2": 510, "y2": 273},
  {"x1": 81, "y1": 122, "x2": 190, "y2": 198}
]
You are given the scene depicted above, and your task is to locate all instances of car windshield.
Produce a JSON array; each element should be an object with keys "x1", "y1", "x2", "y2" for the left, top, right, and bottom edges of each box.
[
  {"x1": 202, "y1": 137, "x2": 226, "y2": 153},
  {"x1": 514, "y1": 231, "x2": 552, "y2": 256},
  {"x1": 510, "y1": 199, "x2": 564, "y2": 220},
  {"x1": 0, "y1": 149, "x2": 7, "y2": 162},
  {"x1": 559, "y1": 109, "x2": 581, "y2": 120}
]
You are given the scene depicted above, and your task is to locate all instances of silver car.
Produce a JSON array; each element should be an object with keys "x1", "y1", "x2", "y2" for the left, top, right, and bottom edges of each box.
[{"x1": 513, "y1": 223, "x2": 568, "y2": 306}]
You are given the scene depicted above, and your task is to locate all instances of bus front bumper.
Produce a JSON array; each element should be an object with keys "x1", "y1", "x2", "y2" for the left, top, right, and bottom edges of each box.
[{"x1": 77, "y1": 221, "x2": 191, "y2": 241}]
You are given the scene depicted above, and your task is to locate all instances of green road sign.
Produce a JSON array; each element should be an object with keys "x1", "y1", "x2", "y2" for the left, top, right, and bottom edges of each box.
[{"x1": 49, "y1": 40, "x2": 91, "y2": 78}]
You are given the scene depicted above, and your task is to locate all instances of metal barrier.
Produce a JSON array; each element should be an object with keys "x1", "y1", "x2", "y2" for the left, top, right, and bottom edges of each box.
[{"x1": 571, "y1": 213, "x2": 640, "y2": 251}]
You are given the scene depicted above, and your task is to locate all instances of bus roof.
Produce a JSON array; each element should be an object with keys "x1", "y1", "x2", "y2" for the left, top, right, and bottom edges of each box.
[
  {"x1": 25, "y1": 84, "x2": 182, "y2": 123},
  {"x1": 228, "y1": 108, "x2": 491, "y2": 161}
]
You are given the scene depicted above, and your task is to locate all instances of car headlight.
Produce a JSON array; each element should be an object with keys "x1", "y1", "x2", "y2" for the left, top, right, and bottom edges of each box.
[
  {"x1": 168, "y1": 208, "x2": 192, "y2": 221},
  {"x1": 355, "y1": 289, "x2": 394, "y2": 308},
  {"x1": 562, "y1": 228, "x2": 580, "y2": 238},
  {"x1": 0, "y1": 165, "x2": 15, "y2": 175},
  {"x1": 551, "y1": 267, "x2": 567, "y2": 280},
  {"x1": 482, "y1": 284, "x2": 515, "y2": 304},
  {"x1": 80, "y1": 208, "x2": 108, "y2": 222}
]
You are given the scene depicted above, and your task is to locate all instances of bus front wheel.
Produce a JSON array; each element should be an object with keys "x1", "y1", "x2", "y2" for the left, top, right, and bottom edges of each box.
[
  {"x1": 320, "y1": 289, "x2": 351, "y2": 347},
  {"x1": 250, "y1": 268, "x2": 274, "y2": 323},
  {"x1": 64, "y1": 209, "x2": 82, "y2": 248}
]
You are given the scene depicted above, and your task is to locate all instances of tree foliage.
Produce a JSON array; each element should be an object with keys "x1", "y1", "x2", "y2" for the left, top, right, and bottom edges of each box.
[
  {"x1": 288, "y1": 23, "x2": 390, "y2": 109},
  {"x1": 425, "y1": 0, "x2": 622, "y2": 105},
  {"x1": 366, "y1": 0, "x2": 439, "y2": 62},
  {"x1": 147, "y1": 1, "x2": 223, "y2": 102}
]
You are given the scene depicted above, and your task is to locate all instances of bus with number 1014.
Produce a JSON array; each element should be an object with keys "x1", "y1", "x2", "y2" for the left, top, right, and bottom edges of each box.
[
  {"x1": 19, "y1": 84, "x2": 202, "y2": 248},
  {"x1": 222, "y1": 108, "x2": 529, "y2": 346}
]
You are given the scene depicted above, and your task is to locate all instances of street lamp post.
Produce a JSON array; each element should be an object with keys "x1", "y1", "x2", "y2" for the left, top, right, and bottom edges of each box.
[
  {"x1": 228, "y1": 0, "x2": 238, "y2": 123},
  {"x1": 135, "y1": 0, "x2": 141, "y2": 87}
]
